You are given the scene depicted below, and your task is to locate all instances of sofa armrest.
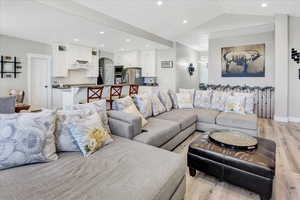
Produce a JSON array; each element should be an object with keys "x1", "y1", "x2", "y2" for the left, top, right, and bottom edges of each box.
[{"x1": 108, "y1": 110, "x2": 142, "y2": 139}]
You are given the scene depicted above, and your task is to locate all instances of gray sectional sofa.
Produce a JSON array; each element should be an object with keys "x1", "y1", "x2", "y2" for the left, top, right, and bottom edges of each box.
[{"x1": 109, "y1": 107, "x2": 258, "y2": 151}]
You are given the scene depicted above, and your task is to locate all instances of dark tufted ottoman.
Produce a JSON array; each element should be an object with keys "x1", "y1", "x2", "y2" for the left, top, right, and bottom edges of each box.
[{"x1": 187, "y1": 133, "x2": 276, "y2": 200}]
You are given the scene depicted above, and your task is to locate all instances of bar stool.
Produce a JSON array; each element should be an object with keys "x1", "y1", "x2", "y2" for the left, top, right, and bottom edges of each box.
[
  {"x1": 129, "y1": 84, "x2": 139, "y2": 96},
  {"x1": 106, "y1": 85, "x2": 123, "y2": 110},
  {"x1": 87, "y1": 86, "x2": 104, "y2": 103}
]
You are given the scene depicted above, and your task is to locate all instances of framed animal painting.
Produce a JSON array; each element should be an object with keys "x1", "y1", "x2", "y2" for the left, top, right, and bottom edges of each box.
[{"x1": 221, "y1": 44, "x2": 265, "y2": 77}]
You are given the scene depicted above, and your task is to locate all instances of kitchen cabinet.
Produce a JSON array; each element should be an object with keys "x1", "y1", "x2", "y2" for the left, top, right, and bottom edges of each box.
[
  {"x1": 52, "y1": 44, "x2": 68, "y2": 77},
  {"x1": 52, "y1": 88, "x2": 63, "y2": 109},
  {"x1": 67, "y1": 44, "x2": 92, "y2": 66},
  {"x1": 114, "y1": 51, "x2": 140, "y2": 67},
  {"x1": 140, "y1": 50, "x2": 156, "y2": 77}
]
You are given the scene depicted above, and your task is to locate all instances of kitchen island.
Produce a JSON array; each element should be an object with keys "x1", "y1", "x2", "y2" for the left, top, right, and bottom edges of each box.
[{"x1": 52, "y1": 83, "x2": 159, "y2": 109}]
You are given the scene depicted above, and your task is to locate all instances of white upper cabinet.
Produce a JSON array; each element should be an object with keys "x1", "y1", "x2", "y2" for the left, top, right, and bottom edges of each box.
[
  {"x1": 114, "y1": 51, "x2": 140, "y2": 67},
  {"x1": 67, "y1": 44, "x2": 92, "y2": 66},
  {"x1": 140, "y1": 50, "x2": 156, "y2": 77},
  {"x1": 52, "y1": 44, "x2": 68, "y2": 77}
]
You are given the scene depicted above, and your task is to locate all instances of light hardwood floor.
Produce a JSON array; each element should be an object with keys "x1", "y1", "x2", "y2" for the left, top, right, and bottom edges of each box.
[{"x1": 174, "y1": 119, "x2": 300, "y2": 200}]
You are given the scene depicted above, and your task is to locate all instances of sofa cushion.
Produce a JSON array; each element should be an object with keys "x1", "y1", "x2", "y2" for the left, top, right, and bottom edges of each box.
[
  {"x1": 216, "y1": 112, "x2": 257, "y2": 130},
  {"x1": 0, "y1": 136, "x2": 185, "y2": 200},
  {"x1": 133, "y1": 118, "x2": 180, "y2": 147},
  {"x1": 156, "y1": 109, "x2": 197, "y2": 130},
  {"x1": 192, "y1": 108, "x2": 220, "y2": 124}
]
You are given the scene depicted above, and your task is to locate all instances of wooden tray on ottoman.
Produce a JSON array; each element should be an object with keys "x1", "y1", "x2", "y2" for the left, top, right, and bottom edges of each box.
[{"x1": 187, "y1": 132, "x2": 276, "y2": 200}]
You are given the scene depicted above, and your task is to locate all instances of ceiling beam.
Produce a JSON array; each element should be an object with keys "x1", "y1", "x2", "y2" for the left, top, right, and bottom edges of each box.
[{"x1": 35, "y1": 0, "x2": 173, "y2": 48}]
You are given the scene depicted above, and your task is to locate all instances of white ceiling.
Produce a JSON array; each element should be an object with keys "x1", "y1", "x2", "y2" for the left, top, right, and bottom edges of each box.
[
  {"x1": 0, "y1": 0, "x2": 169, "y2": 53},
  {"x1": 1, "y1": 0, "x2": 300, "y2": 52}
]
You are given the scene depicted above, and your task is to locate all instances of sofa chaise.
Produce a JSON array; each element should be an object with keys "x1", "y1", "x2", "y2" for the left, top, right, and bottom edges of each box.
[
  {"x1": 0, "y1": 114, "x2": 186, "y2": 200},
  {"x1": 109, "y1": 107, "x2": 258, "y2": 151}
]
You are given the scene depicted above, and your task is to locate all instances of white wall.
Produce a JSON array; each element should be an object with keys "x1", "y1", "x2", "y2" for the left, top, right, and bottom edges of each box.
[
  {"x1": 156, "y1": 48, "x2": 176, "y2": 91},
  {"x1": 288, "y1": 16, "x2": 300, "y2": 119},
  {"x1": 175, "y1": 42, "x2": 201, "y2": 90},
  {"x1": 0, "y1": 34, "x2": 52, "y2": 102},
  {"x1": 208, "y1": 31, "x2": 275, "y2": 87}
]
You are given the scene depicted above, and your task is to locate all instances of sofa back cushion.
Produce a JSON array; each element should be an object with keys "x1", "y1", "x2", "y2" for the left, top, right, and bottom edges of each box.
[
  {"x1": 176, "y1": 92, "x2": 194, "y2": 109},
  {"x1": 179, "y1": 88, "x2": 195, "y2": 104},
  {"x1": 70, "y1": 113, "x2": 113, "y2": 157},
  {"x1": 168, "y1": 90, "x2": 178, "y2": 109},
  {"x1": 194, "y1": 90, "x2": 212, "y2": 109},
  {"x1": 0, "y1": 110, "x2": 58, "y2": 170},
  {"x1": 211, "y1": 91, "x2": 230, "y2": 111},
  {"x1": 151, "y1": 95, "x2": 166, "y2": 116},
  {"x1": 133, "y1": 94, "x2": 152, "y2": 119},
  {"x1": 158, "y1": 91, "x2": 173, "y2": 111}
]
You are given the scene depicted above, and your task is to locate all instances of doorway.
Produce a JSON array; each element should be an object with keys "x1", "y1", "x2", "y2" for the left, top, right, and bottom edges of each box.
[{"x1": 27, "y1": 54, "x2": 52, "y2": 109}]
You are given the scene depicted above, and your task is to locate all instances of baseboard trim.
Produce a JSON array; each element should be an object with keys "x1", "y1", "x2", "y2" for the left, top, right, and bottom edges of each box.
[
  {"x1": 274, "y1": 116, "x2": 289, "y2": 122},
  {"x1": 288, "y1": 117, "x2": 300, "y2": 123}
]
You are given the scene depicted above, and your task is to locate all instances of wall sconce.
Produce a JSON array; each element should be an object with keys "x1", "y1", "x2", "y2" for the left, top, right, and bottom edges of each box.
[{"x1": 188, "y1": 63, "x2": 195, "y2": 76}]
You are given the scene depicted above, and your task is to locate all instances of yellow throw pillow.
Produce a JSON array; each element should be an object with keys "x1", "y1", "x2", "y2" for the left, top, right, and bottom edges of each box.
[{"x1": 123, "y1": 104, "x2": 148, "y2": 127}]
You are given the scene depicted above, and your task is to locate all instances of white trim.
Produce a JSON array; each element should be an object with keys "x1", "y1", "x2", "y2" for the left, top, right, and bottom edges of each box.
[
  {"x1": 274, "y1": 116, "x2": 289, "y2": 122},
  {"x1": 288, "y1": 117, "x2": 300, "y2": 123},
  {"x1": 27, "y1": 54, "x2": 52, "y2": 109}
]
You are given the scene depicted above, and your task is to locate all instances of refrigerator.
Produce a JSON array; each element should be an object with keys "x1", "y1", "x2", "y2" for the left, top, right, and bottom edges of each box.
[{"x1": 122, "y1": 67, "x2": 142, "y2": 84}]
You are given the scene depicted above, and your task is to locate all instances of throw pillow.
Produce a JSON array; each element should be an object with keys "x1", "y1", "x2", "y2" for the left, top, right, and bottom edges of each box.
[
  {"x1": 176, "y1": 92, "x2": 193, "y2": 109},
  {"x1": 123, "y1": 104, "x2": 148, "y2": 127},
  {"x1": 0, "y1": 110, "x2": 58, "y2": 170},
  {"x1": 234, "y1": 92, "x2": 255, "y2": 114},
  {"x1": 158, "y1": 91, "x2": 173, "y2": 111},
  {"x1": 55, "y1": 110, "x2": 90, "y2": 152},
  {"x1": 133, "y1": 94, "x2": 152, "y2": 118},
  {"x1": 64, "y1": 99, "x2": 111, "y2": 135},
  {"x1": 194, "y1": 90, "x2": 212, "y2": 109},
  {"x1": 113, "y1": 96, "x2": 134, "y2": 111},
  {"x1": 211, "y1": 91, "x2": 230, "y2": 111},
  {"x1": 179, "y1": 88, "x2": 195, "y2": 104},
  {"x1": 225, "y1": 95, "x2": 246, "y2": 114},
  {"x1": 168, "y1": 89, "x2": 178, "y2": 109},
  {"x1": 151, "y1": 95, "x2": 166, "y2": 116},
  {"x1": 70, "y1": 113, "x2": 113, "y2": 157}
]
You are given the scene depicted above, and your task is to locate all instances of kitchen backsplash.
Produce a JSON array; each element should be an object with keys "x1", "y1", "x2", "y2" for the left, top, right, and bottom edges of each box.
[{"x1": 52, "y1": 70, "x2": 97, "y2": 85}]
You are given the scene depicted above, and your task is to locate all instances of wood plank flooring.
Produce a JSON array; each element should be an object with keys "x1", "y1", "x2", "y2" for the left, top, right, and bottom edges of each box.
[{"x1": 173, "y1": 119, "x2": 300, "y2": 200}]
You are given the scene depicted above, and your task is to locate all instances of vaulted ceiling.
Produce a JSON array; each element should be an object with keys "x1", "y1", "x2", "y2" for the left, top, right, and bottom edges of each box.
[{"x1": 1, "y1": 0, "x2": 299, "y2": 52}]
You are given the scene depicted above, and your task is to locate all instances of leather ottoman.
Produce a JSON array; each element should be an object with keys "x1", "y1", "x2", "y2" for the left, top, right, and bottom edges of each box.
[{"x1": 187, "y1": 133, "x2": 276, "y2": 200}]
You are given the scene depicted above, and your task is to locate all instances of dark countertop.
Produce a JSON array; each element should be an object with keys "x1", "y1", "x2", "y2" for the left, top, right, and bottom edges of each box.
[{"x1": 52, "y1": 83, "x2": 159, "y2": 89}]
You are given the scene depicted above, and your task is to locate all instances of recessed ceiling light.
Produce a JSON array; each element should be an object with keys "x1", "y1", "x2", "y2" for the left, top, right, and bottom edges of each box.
[
  {"x1": 157, "y1": 1, "x2": 163, "y2": 6},
  {"x1": 120, "y1": 48, "x2": 125, "y2": 51},
  {"x1": 183, "y1": 20, "x2": 188, "y2": 24},
  {"x1": 73, "y1": 38, "x2": 79, "y2": 42},
  {"x1": 99, "y1": 31, "x2": 105, "y2": 34},
  {"x1": 100, "y1": 44, "x2": 105, "y2": 47},
  {"x1": 261, "y1": 2, "x2": 268, "y2": 7},
  {"x1": 125, "y1": 38, "x2": 131, "y2": 42}
]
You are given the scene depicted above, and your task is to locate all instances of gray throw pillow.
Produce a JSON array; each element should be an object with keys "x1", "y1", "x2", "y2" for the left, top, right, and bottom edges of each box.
[
  {"x1": 113, "y1": 96, "x2": 134, "y2": 111},
  {"x1": 158, "y1": 91, "x2": 173, "y2": 111},
  {"x1": 133, "y1": 94, "x2": 153, "y2": 118},
  {"x1": 151, "y1": 95, "x2": 166, "y2": 116},
  {"x1": 0, "y1": 110, "x2": 58, "y2": 170}
]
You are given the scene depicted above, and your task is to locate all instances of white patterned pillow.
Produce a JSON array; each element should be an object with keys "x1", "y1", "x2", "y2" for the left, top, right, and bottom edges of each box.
[
  {"x1": 133, "y1": 94, "x2": 152, "y2": 118},
  {"x1": 234, "y1": 92, "x2": 255, "y2": 114},
  {"x1": 168, "y1": 89, "x2": 178, "y2": 108},
  {"x1": 176, "y1": 92, "x2": 193, "y2": 109},
  {"x1": 194, "y1": 90, "x2": 212, "y2": 109},
  {"x1": 0, "y1": 110, "x2": 58, "y2": 170},
  {"x1": 64, "y1": 100, "x2": 111, "y2": 135},
  {"x1": 55, "y1": 110, "x2": 90, "y2": 152},
  {"x1": 158, "y1": 91, "x2": 172, "y2": 111},
  {"x1": 70, "y1": 113, "x2": 113, "y2": 157},
  {"x1": 179, "y1": 88, "x2": 195, "y2": 104},
  {"x1": 113, "y1": 96, "x2": 134, "y2": 111},
  {"x1": 211, "y1": 91, "x2": 230, "y2": 111},
  {"x1": 225, "y1": 95, "x2": 246, "y2": 114},
  {"x1": 151, "y1": 95, "x2": 166, "y2": 116},
  {"x1": 123, "y1": 104, "x2": 148, "y2": 127}
]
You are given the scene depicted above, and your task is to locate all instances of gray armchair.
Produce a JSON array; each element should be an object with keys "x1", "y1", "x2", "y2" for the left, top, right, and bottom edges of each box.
[{"x1": 0, "y1": 96, "x2": 16, "y2": 114}]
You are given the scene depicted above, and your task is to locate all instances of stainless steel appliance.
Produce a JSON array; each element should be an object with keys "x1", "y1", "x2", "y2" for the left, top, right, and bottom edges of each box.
[
  {"x1": 122, "y1": 67, "x2": 142, "y2": 84},
  {"x1": 143, "y1": 77, "x2": 158, "y2": 86}
]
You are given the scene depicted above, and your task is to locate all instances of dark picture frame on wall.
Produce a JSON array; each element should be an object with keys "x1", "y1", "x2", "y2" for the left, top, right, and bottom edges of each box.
[{"x1": 221, "y1": 43, "x2": 265, "y2": 77}]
